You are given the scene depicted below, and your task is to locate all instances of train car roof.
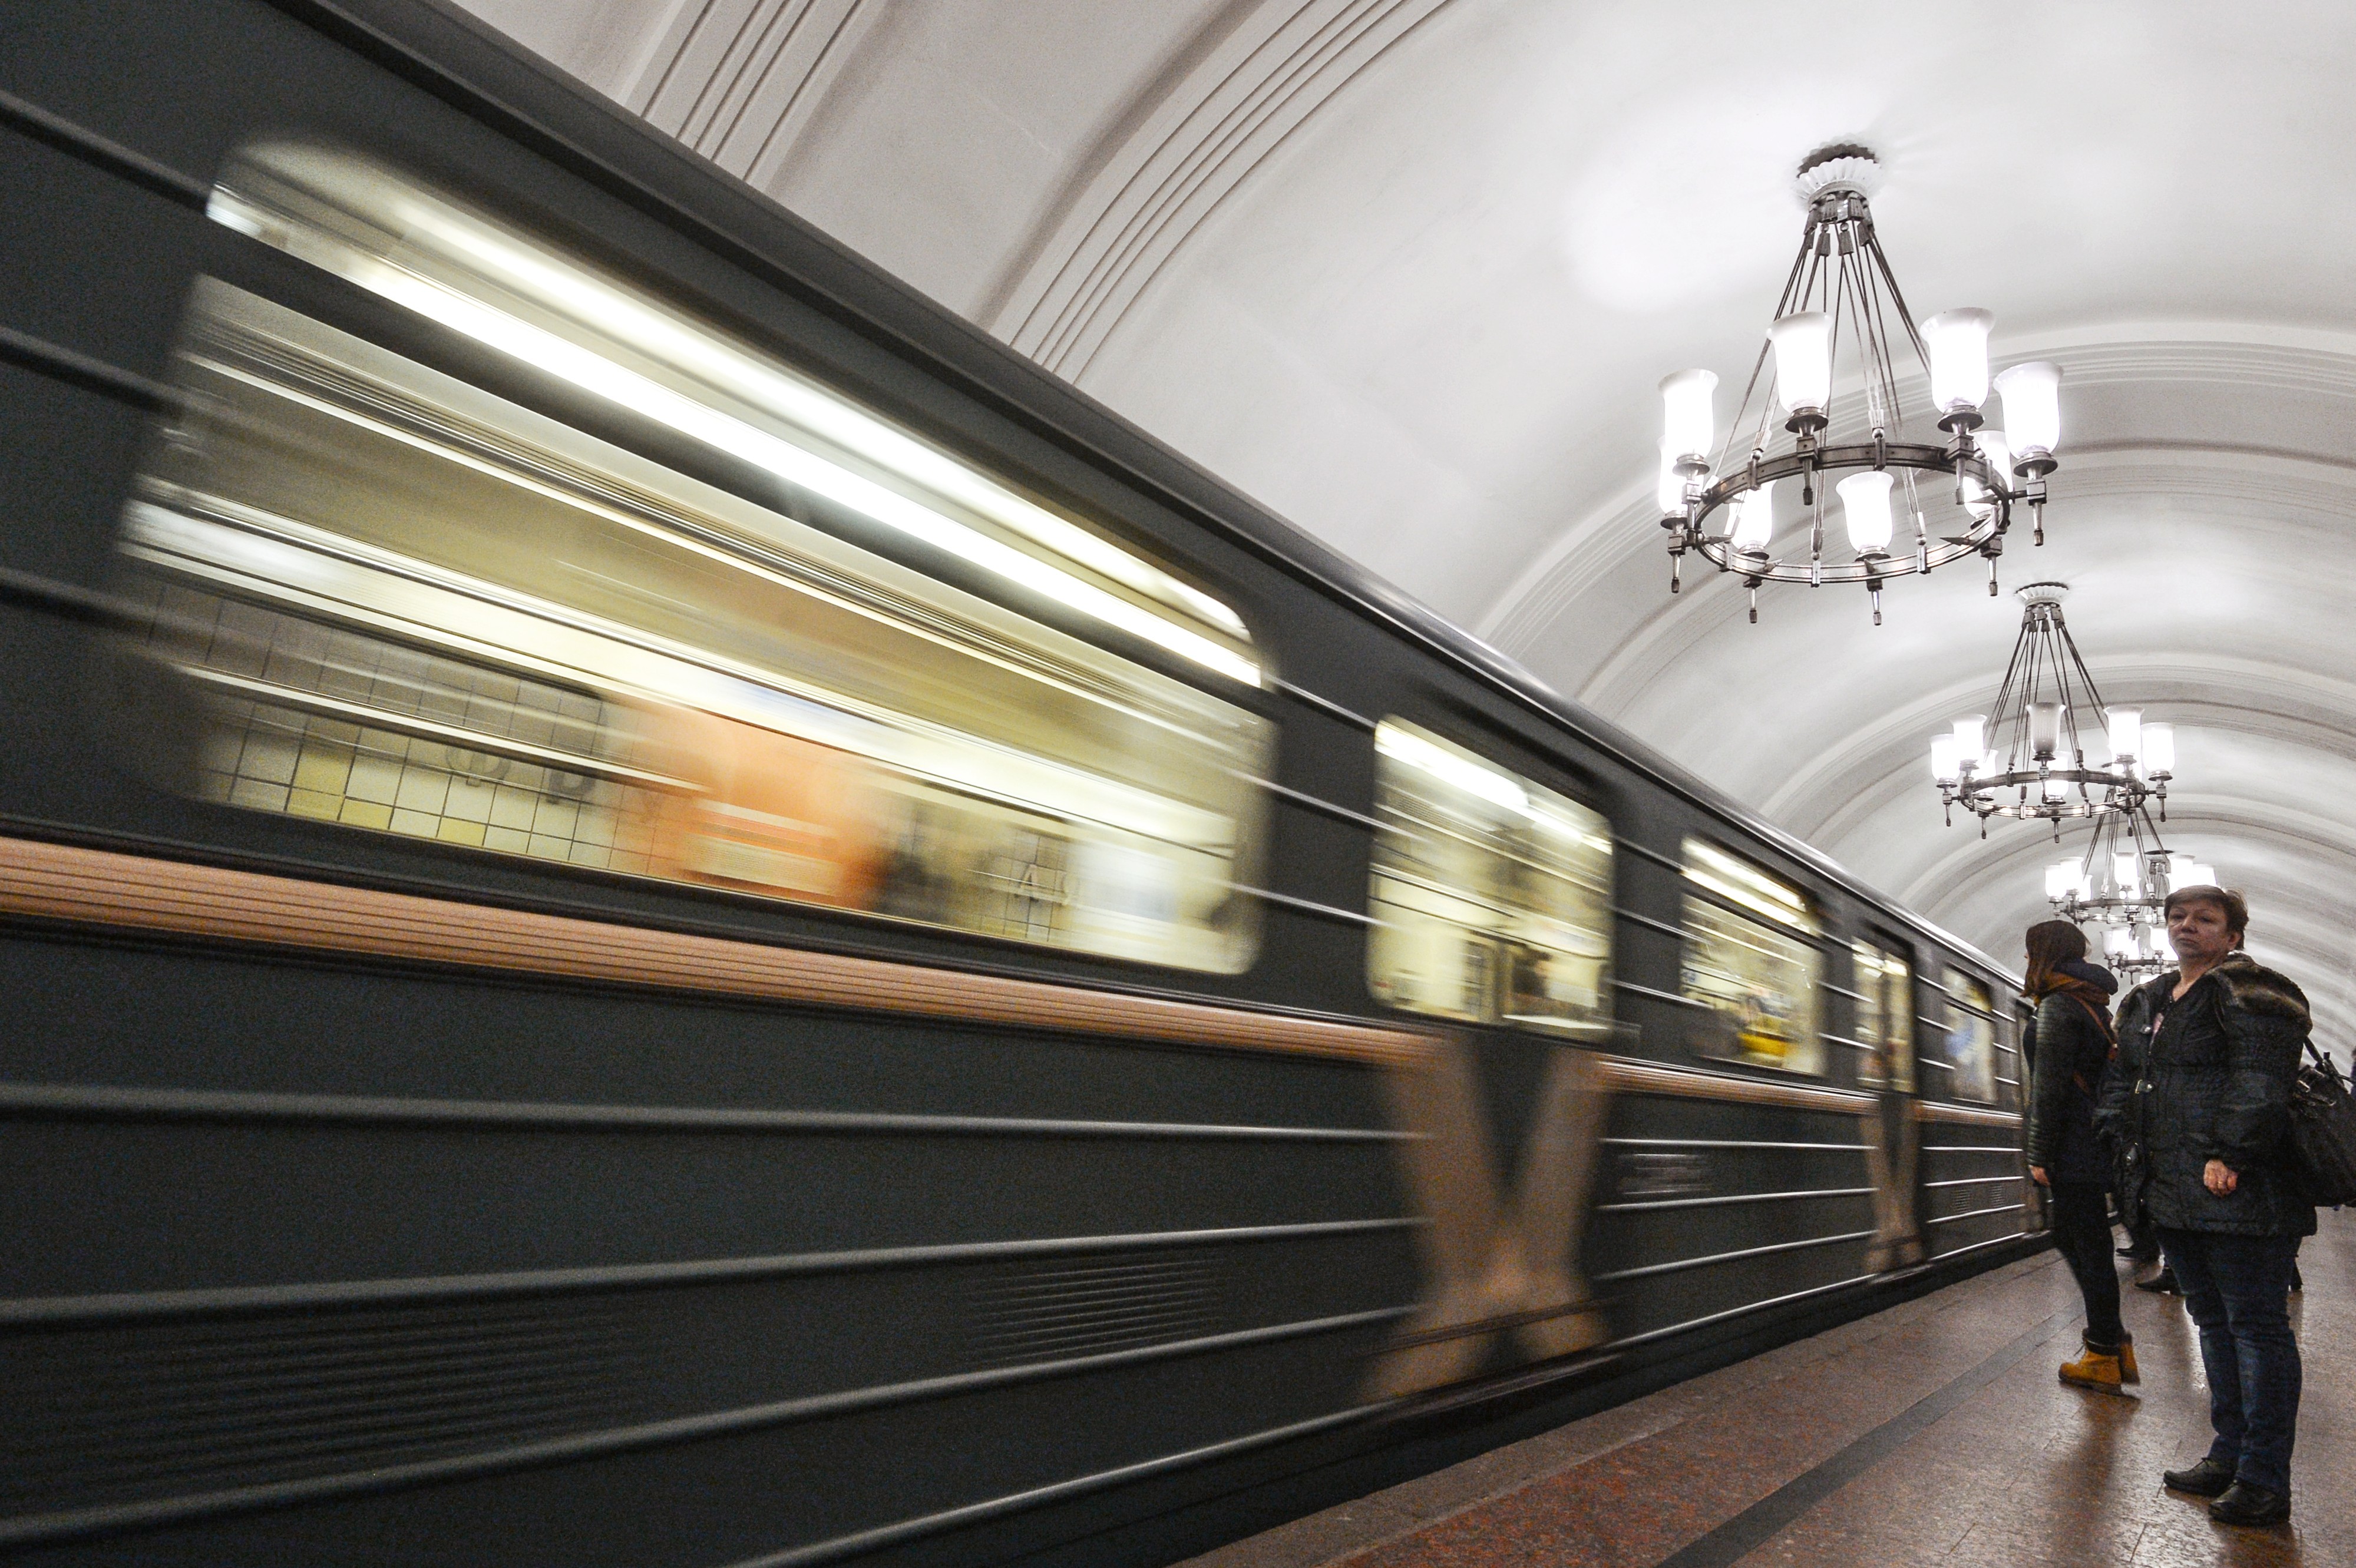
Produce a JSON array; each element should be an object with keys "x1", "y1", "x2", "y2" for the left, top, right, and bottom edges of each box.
[{"x1": 292, "y1": 0, "x2": 2015, "y2": 984}]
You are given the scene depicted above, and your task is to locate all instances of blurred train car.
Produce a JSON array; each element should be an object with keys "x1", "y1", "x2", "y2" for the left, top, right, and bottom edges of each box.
[{"x1": 0, "y1": 4, "x2": 2038, "y2": 1564}]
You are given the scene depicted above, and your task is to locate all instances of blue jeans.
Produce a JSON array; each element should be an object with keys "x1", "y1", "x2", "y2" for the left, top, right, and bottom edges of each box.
[{"x1": 2158, "y1": 1227, "x2": 2302, "y2": 1494}]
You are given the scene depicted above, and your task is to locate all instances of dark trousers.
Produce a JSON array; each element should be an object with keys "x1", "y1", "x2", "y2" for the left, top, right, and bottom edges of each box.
[
  {"x1": 2047, "y1": 1182, "x2": 2124, "y2": 1346},
  {"x1": 2159, "y1": 1228, "x2": 2302, "y2": 1495}
]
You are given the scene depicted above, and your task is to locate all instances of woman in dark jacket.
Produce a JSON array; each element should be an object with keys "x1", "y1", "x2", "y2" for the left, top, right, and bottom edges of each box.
[
  {"x1": 2095, "y1": 885, "x2": 2314, "y2": 1527},
  {"x1": 2021, "y1": 921, "x2": 2131, "y2": 1392}
]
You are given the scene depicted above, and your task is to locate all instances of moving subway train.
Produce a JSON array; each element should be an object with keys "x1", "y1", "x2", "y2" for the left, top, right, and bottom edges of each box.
[{"x1": 0, "y1": 4, "x2": 2035, "y2": 1563}]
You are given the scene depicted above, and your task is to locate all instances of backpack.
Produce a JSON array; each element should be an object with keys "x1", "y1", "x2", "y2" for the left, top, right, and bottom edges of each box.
[{"x1": 2289, "y1": 1042, "x2": 2356, "y2": 1206}]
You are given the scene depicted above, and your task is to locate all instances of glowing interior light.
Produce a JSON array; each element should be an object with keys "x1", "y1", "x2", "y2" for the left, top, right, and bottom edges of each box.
[
  {"x1": 2140, "y1": 722, "x2": 2175, "y2": 776},
  {"x1": 2147, "y1": 927, "x2": 2173, "y2": 960},
  {"x1": 2046, "y1": 861, "x2": 2080, "y2": 899},
  {"x1": 2103, "y1": 925, "x2": 2137, "y2": 959},
  {"x1": 1931, "y1": 733, "x2": 1962, "y2": 783},
  {"x1": 2030, "y1": 701, "x2": 2062, "y2": 760},
  {"x1": 2106, "y1": 707, "x2": 2142, "y2": 763},
  {"x1": 1994, "y1": 360, "x2": 2064, "y2": 461},
  {"x1": 2042, "y1": 775, "x2": 2070, "y2": 803},
  {"x1": 1729, "y1": 482, "x2": 1775, "y2": 551},
  {"x1": 1375, "y1": 722, "x2": 1527, "y2": 814},
  {"x1": 205, "y1": 152, "x2": 1260, "y2": 687},
  {"x1": 1921, "y1": 309, "x2": 1995, "y2": 413},
  {"x1": 1976, "y1": 428, "x2": 2014, "y2": 491},
  {"x1": 1766, "y1": 312, "x2": 1833, "y2": 416},
  {"x1": 1837, "y1": 470, "x2": 1895, "y2": 554},
  {"x1": 2181, "y1": 862, "x2": 2216, "y2": 889},
  {"x1": 1658, "y1": 369, "x2": 1718, "y2": 464},
  {"x1": 2114, "y1": 852, "x2": 2142, "y2": 894},
  {"x1": 1951, "y1": 714, "x2": 1987, "y2": 761}
]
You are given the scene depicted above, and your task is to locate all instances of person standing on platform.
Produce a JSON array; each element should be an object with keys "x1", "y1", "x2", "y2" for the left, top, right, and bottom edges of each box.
[
  {"x1": 2023, "y1": 921, "x2": 2133, "y2": 1392},
  {"x1": 2099, "y1": 885, "x2": 2314, "y2": 1527}
]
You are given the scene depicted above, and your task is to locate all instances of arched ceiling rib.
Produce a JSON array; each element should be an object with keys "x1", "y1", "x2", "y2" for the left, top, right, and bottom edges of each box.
[{"x1": 459, "y1": 0, "x2": 2356, "y2": 1060}]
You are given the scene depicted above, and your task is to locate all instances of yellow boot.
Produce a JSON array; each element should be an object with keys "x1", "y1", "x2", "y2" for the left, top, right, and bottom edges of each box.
[
  {"x1": 2060, "y1": 1333, "x2": 2124, "y2": 1393},
  {"x1": 2118, "y1": 1332, "x2": 2139, "y2": 1385}
]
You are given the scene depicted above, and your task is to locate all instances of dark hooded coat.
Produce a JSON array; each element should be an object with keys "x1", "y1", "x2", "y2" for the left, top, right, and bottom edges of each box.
[
  {"x1": 2094, "y1": 951, "x2": 2317, "y2": 1237},
  {"x1": 2023, "y1": 958, "x2": 2117, "y2": 1185}
]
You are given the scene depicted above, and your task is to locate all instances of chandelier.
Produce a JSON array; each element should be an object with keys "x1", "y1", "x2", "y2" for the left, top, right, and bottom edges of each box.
[
  {"x1": 1654, "y1": 145, "x2": 2064, "y2": 624},
  {"x1": 1931, "y1": 583, "x2": 2173, "y2": 836},
  {"x1": 2045, "y1": 806, "x2": 2213, "y2": 981}
]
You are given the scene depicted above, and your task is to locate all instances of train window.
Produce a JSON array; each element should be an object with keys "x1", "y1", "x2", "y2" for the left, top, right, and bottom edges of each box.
[
  {"x1": 1852, "y1": 939, "x2": 1916, "y2": 1093},
  {"x1": 1939, "y1": 969, "x2": 2000, "y2": 1102},
  {"x1": 1366, "y1": 720, "x2": 1612, "y2": 1035},
  {"x1": 1679, "y1": 839, "x2": 1824, "y2": 1074},
  {"x1": 117, "y1": 145, "x2": 1271, "y2": 971}
]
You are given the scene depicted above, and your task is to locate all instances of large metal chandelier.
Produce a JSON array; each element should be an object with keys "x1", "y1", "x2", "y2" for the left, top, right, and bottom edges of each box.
[
  {"x1": 1654, "y1": 145, "x2": 2066, "y2": 624},
  {"x1": 1931, "y1": 583, "x2": 2175, "y2": 836},
  {"x1": 2046, "y1": 806, "x2": 2214, "y2": 980}
]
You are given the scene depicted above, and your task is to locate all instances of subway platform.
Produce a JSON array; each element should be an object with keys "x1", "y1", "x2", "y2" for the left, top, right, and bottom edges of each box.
[{"x1": 1181, "y1": 1214, "x2": 2353, "y2": 1568}]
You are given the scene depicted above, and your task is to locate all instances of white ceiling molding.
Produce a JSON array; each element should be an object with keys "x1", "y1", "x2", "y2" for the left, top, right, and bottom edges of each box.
[
  {"x1": 982, "y1": 0, "x2": 1459, "y2": 380},
  {"x1": 619, "y1": 0, "x2": 884, "y2": 188}
]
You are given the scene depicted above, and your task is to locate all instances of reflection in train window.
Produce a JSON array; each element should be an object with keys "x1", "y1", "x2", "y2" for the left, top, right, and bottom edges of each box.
[
  {"x1": 1853, "y1": 939, "x2": 1916, "y2": 1093},
  {"x1": 1941, "y1": 969, "x2": 2000, "y2": 1103},
  {"x1": 118, "y1": 146, "x2": 1270, "y2": 971},
  {"x1": 1366, "y1": 721, "x2": 1612, "y2": 1034},
  {"x1": 1680, "y1": 840, "x2": 1824, "y2": 1074}
]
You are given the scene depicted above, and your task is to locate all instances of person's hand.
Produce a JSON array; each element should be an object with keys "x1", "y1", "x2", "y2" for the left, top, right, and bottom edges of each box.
[
  {"x1": 2030, "y1": 1165, "x2": 2049, "y2": 1186},
  {"x1": 2203, "y1": 1159, "x2": 2238, "y2": 1196}
]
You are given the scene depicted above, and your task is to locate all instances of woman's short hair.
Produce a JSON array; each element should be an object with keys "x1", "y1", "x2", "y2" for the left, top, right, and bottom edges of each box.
[{"x1": 2163, "y1": 884, "x2": 2249, "y2": 938}]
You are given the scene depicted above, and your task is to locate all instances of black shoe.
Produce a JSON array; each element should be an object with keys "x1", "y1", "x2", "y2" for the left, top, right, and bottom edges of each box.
[
  {"x1": 2208, "y1": 1481, "x2": 2291, "y2": 1525},
  {"x1": 2117, "y1": 1244, "x2": 2159, "y2": 1261},
  {"x1": 2290, "y1": 1265, "x2": 2303, "y2": 1292},
  {"x1": 2135, "y1": 1268, "x2": 2181, "y2": 1294},
  {"x1": 2163, "y1": 1457, "x2": 2236, "y2": 1497}
]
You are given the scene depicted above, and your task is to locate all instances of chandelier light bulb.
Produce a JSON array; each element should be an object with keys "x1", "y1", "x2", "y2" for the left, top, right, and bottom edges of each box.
[
  {"x1": 1964, "y1": 428, "x2": 2013, "y2": 518},
  {"x1": 2140, "y1": 722, "x2": 2175, "y2": 778},
  {"x1": 1836, "y1": 469, "x2": 1895, "y2": 554},
  {"x1": 2046, "y1": 860, "x2": 2079, "y2": 900},
  {"x1": 1921, "y1": 308, "x2": 1995, "y2": 413},
  {"x1": 1994, "y1": 360, "x2": 2064, "y2": 462},
  {"x1": 1766, "y1": 312, "x2": 1833, "y2": 416},
  {"x1": 2103, "y1": 925, "x2": 2137, "y2": 959},
  {"x1": 1951, "y1": 714, "x2": 1987, "y2": 761},
  {"x1": 2041, "y1": 775, "x2": 2070, "y2": 804},
  {"x1": 2149, "y1": 927, "x2": 2173, "y2": 960},
  {"x1": 1931, "y1": 733, "x2": 1962, "y2": 783},
  {"x1": 2113, "y1": 851, "x2": 2142, "y2": 894},
  {"x1": 2106, "y1": 707, "x2": 2142, "y2": 764},
  {"x1": 1658, "y1": 369, "x2": 1718, "y2": 465},
  {"x1": 1729, "y1": 481, "x2": 1775, "y2": 552}
]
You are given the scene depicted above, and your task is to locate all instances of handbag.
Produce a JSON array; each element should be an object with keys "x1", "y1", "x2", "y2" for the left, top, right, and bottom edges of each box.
[{"x1": 2289, "y1": 1041, "x2": 2356, "y2": 1206}]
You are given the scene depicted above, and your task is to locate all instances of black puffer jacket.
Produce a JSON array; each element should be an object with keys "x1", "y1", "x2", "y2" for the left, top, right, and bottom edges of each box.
[
  {"x1": 2094, "y1": 952, "x2": 2317, "y2": 1237},
  {"x1": 2024, "y1": 968, "x2": 2116, "y2": 1185}
]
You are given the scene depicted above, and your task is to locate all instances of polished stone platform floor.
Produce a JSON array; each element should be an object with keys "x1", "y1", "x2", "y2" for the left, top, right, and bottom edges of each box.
[{"x1": 1180, "y1": 1214, "x2": 2352, "y2": 1567}]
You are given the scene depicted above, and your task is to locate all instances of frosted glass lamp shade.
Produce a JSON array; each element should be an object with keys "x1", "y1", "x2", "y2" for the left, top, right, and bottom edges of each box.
[
  {"x1": 1767, "y1": 313, "x2": 1833, "y2": 416},
  {"x1": 1994, "y1": 360, "x2": 2063, "y2": 459},
  {"x1": 1659, "y1": 369, "x2": 1718, "y2": 464},
  {"x1": 2041, "y1": 776, "x2": 2070, "y2": 803},
  {"x1": 2103, "y1": 925, "x2": 2137, "y2": 959},
  {"x1": 1729, "y1": 483, "x2": 1774, "y2": 552},
  {"x1": 2140, "y1": 722, "x2": 2175, "y2": 776},
  {"x1": 1951, "y1": 714, "x2": 1987, "y2": 759},
  {"x1": 2030, "y1": 701, "x2": 2062, "y2": 760},
  {"x1": 2046, "y1": 861, "x2": 2079, "y2": 900},
  {"x1": 1837, "y1": 470, "x2": 1895, "y2": 554},
  {"x1": 2107, "y1": 707, "x2": 2142, "y2": 763},
  {"x1": 1931, "y1": 733, "x2": 1962, "y2": 783},
  {"x1": 1964, "y1": 428, "x2": 2014, "y2": 516},
  {"x1": 2113, "y1": 852, "x2": 2142, "y2": 894},
  {"x1": 1921, "y1": 309, "x2": 1995, "y2": 413}
]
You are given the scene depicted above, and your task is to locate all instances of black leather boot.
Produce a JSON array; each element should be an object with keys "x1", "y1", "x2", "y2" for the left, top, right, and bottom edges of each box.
[
  {"x1": 2134, "y1": 1266, "x2": 2180, "y2": 1294},
  {"x1": 2208, "y1": 1481, "x2": 2291, "y2": 1525},
  {"x1": 2162, "y1": 1457, "x2": 2235, "y2": 1497}
]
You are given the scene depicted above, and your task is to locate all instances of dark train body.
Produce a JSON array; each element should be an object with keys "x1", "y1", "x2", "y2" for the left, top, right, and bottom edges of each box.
[{"x1": 0, "y1": 4, "x2": 2036, "y2": 1563}]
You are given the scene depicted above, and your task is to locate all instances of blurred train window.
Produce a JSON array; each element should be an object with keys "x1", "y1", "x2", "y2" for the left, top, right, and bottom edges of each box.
[
  {"x1": 1679, "y1": 840, "x2": 1824, "y2": 1074},
  {"x1": 1939, "y1": 969, "x2": 2000, "y2": 1103},
  {"x1": 1366, "y1": 721, "x2": 1612, "y2": 1035},
  {"x1": 117, "y1": 145, "x2": 1270, "y2": 971},
  {"x1": 1853, "y1": 939, "x2": 1916, "y2": 1093}
]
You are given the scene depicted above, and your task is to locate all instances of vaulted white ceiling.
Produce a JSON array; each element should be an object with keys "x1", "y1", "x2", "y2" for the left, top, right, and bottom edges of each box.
[{"x1": 462, "y1": 0, "x2": 2356, "y2": 1060}]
